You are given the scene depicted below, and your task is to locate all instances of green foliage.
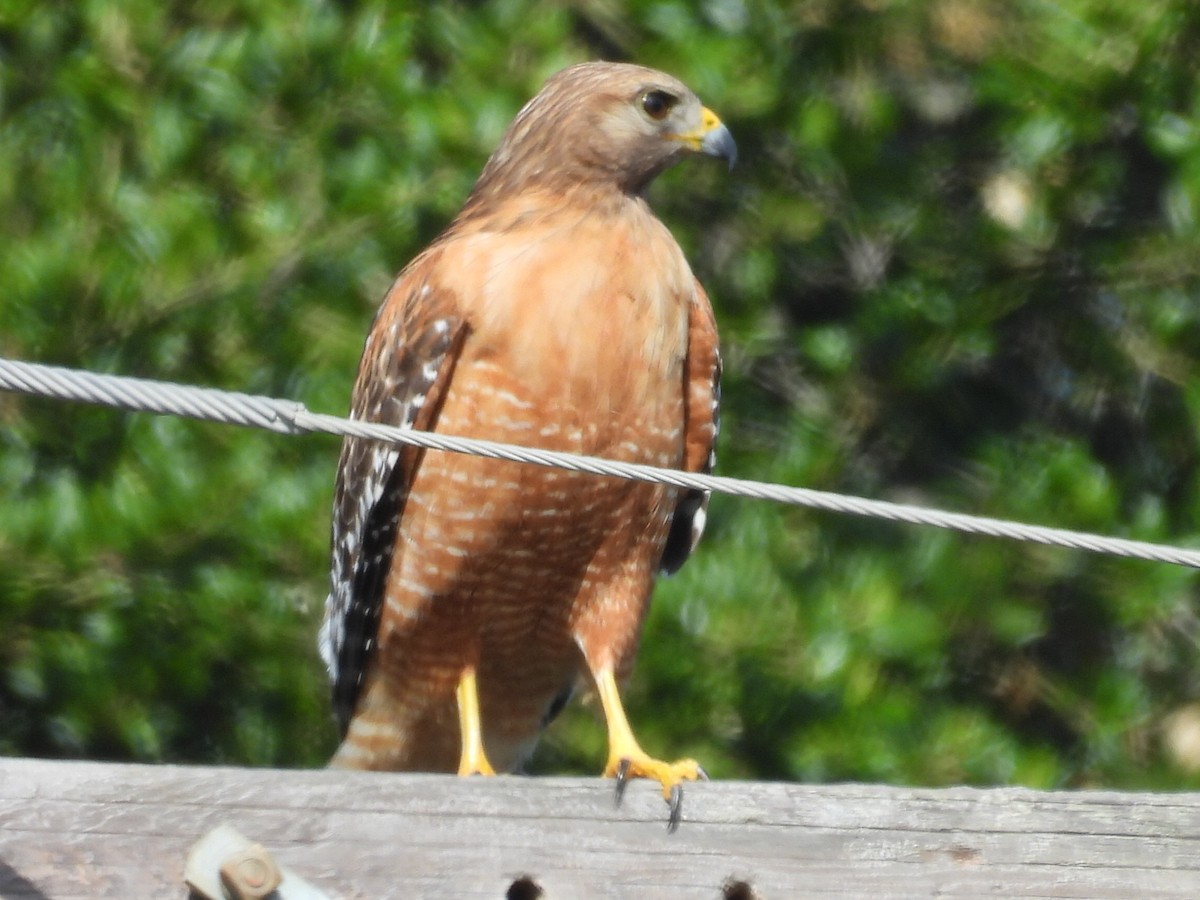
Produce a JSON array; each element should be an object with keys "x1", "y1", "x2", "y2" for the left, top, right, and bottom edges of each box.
[{"x1": 3, "y1": 0, "x2": 1200, "y2": 790}]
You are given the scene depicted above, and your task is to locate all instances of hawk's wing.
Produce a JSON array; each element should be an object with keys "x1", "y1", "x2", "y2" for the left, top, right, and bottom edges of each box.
[
  {"x1": 320, "y1": 271, "x2": 468, "y2": 732},
  {"x1": 659, "y1": 281, "x2": 721, "y2": 575}
]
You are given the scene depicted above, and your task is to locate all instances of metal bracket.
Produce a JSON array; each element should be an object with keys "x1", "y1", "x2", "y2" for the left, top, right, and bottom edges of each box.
[{"x1": 185, "y1": 824, "x2": 332, "y2": 900}]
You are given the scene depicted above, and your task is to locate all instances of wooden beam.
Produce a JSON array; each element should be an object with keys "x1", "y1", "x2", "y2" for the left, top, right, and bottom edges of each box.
[{"x1": 2, "y1": 756, "x2": 1199, "y2": 898}]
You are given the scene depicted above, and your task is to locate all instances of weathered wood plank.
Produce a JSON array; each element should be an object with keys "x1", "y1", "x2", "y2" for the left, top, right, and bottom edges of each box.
[{"x1": 2, "y1": 757, "x2": 1199, "y2": 898}]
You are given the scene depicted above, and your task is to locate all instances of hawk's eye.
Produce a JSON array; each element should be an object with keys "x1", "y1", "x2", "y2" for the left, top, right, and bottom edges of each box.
[{"x1": 641, "y1": 90, "x2": 675, "y2": 121}]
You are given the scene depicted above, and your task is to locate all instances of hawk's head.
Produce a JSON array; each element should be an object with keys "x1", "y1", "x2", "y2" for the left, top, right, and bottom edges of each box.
[{"x1": 471, "y1": 61, "x2": 736, "y2": 200}]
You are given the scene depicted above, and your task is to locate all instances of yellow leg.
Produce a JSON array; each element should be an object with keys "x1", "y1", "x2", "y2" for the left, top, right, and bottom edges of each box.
[
  {"x1": 455, "y1": 666, "x2": 496, "y2": 777},
  {"x1": 594, "y1": 667, "x2": 705, "y2": 830}
]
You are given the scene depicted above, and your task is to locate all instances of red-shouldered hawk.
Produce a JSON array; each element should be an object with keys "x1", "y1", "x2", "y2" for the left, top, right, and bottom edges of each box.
[{"x1": 319, "y1": 61, "x2": 732, "y2": 830}]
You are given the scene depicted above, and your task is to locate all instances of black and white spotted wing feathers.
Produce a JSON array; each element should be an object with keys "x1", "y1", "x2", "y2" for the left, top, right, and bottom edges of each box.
[
  {"x1": 659, "y1": 282, "x2": 722, "y2": 575},
  {"x1": 319, "y1": 281, "x2": 466, "y2": 733}
]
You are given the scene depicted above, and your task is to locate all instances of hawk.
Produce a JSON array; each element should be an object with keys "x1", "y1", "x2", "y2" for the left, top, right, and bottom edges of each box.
[{"x1": 319, "y1": 61, "x2": 733, "y2": 829}]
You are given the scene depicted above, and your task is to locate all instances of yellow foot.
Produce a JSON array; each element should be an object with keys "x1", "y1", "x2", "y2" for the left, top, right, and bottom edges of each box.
[
  {"x1": 457, "y1": 754, "x2": 496, "y2": 777},
  {"x1": 455, "y1": 666, "x2": 497, "y2": 777},
  {"x1": 592, "y1": 666, "x2": 706, "y2": 832},
  {"x1": 457, "y1": 722, "x2": 496, "y2": 777},
  {"x1": 604, "y1": 752, "x2": 707, "y2": 831}
]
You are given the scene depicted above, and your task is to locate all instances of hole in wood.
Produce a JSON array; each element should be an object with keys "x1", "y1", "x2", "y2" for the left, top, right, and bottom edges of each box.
[
  {"x1": 506, "y1": 875, "x2": 544, "y2": 900},
  {"x1": 722, "y1": 878, "x2": 758, "y2": 900}
]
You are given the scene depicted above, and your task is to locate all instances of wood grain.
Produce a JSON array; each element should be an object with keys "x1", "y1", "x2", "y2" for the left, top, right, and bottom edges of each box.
[{"x1": 2, "y1": 757, "x2": 1199, "y2": 898}]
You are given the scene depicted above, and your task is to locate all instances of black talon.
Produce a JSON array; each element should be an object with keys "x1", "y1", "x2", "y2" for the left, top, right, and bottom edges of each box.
[
  {"x1": 697, "y1": 764, "x2": 710, "y2": 781},
  {"x1": 667, "y1": 783, "x2": 684, "y2": 833},
  {"x1": 614, "y1": 758, "x2": 632, "y2": 807}
]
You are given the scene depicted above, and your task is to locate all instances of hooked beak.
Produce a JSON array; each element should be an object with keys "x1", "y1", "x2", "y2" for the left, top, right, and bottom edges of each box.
[{"x1": 675, "y1": 106, "x2": 738, "y2": 170}]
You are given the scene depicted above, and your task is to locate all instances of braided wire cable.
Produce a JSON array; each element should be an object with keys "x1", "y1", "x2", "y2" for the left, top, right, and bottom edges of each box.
[{"x1": 3, "y1": 356, "x2": 1199, "y2": 569}]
